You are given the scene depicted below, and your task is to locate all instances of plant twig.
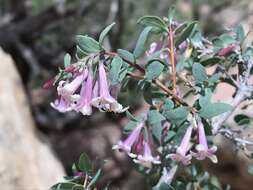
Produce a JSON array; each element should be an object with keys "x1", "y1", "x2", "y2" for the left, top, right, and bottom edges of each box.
[
  {"x1": 105, "y1": 51, "x2": 195, "y2": 112},
  {"x1": 212, "y1": 59, "x2": 253, "y2": 134},
  {"x1": 168, "y1": 25, "x2": 177, "y2": 94}
]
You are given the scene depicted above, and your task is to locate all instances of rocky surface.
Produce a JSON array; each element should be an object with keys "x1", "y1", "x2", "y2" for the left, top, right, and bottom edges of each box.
[{"x1": 0, "y1": 48, "x2": 65, "y2": 190}]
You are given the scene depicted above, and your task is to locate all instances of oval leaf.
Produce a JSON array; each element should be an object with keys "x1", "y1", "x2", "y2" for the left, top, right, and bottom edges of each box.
[
  {"x1": 78, "y1": 153, "x2": 92, "y2": 172},
  {"x1": 199, "y1": 103, "x2": 232, "y2": 119},
  {"x1": 99, "y1": 22, "x2": 116, "y2": 45},
  {"x1": 133, "y1": 26, "x2": 152, "y2": 58},
  {"x1": 76, "y1": 35, "x2": 101, "y2": 54},
  {"x1": 192, "y1": 63, "x2": 207, "y2": 83},
  {"x1": 64, "y1": 53, "x2": 71, "y2": 68},
  {"x1": 145, "y1": 61, "x2": 165, "y2": 81},
  {"x1": 175, "y1": 22, "x2": 197, "y2": 47},
  {"x1": 137, "y1": 16, "x2": 168, "y2": 33},
  {"x1": 117, "y1": 49, "x2": 135, "y2": 63},
  {"x1": 109, "y1": 56, "x2": 123, "y2": 85},
  {"x1": 163, "y1": 106, "x2": 189, "y2": 125}
]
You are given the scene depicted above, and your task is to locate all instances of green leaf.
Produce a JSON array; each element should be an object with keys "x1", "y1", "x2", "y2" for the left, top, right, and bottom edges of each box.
[
  {"x1": 175, "y1": 22, "x2": 197, "y2": 47},
  {"x1": 117, "y1": 49, "x2": 135, "y2": 63},
  {"x1": 199, "y1": 103, "x2": 232, "y2": 119},
  {"x1": 243, "y1": 46, "x2": 253, "y2": 62},
  {"x1": 199, "y1": 93, "x2": 212, "y2": 108},
  {"x1": 192, "y1": 63, "x2": 207, "y2": 83},
  {"x1": 134, "y1": 26, "x2": 152, "y2": 58},
  {"x1": 148, "y1": 110, "x2": 165, "y2": 143},
  {"x1": 145, "y1": 61, "x2": 165, "y2": 80},
  {"x1": 234, "y1": 114, "x2": 250, "y2": 126},
  {"x1": 176, "y1": 55, "x2": 186, "y2": 72},
  {"x1": 172, "y1": 124, "x2": 188, "y2": 144},
  {"x1": 118, "y1": 67, "x2": 128, "y2": 83},
  {"x1": 163, "y1": 106, "x2": 189, "y2": 125},
  {"x1": 152, "y1": 182, "x2": 174, "y2": 190},
  {"x1": 162, "y1": 99, "x2": 174, "y2": 112},
  {"x1": 208, "y1": 74, "x2": 220, "y2": 84},
  {"x1": 64, "y1": 53, "x2": 71, "y2": 68},
  {"x1": 235, "y1": 24, "x2": 245, "y2": 43},
  {"x1": 247, "y1": 164, "x2": 253, "y2": 175},
  {"x1": 76, "y1": 35, "x2": 101, "y2": 53},
  {"x1": 99, "y1": 22, "x2": 116, "y2": 45},
  {"x1": 137, "y1": 16, "x2": 168, "y2": 33},
  {"x1": 143, "y1": 82, "x2": 153, "y2": 104},
  {"x1": 72, "y1": 185, "x2": 85, "y2": 190},
  {"x1": 124, "y1": 120, "x2": 138, "y2": 132},
  {"x1": 87, "y1": 169, "x2": 102, "y2": 188},
  {"x1": 174, "y1": 22, "x2": 188, "y2": 35},
  {"x1": 108, "y1": 56, "x2": 123, "y2": 85},
  {"x1": 78, "y1": 153, "x2": 92, "y2": 172},
  {"x1": 126, "y1": 110, "x2": 139, "y2": 122},
  {"x1": 190, "y1": 30, "x2": 203, "y2": 47},
  {"x1": 168, "y1": 7, "x2": 176, "y2": 24},
  {"x1": 164, "y1": 130, "x2": 176, "y2": 143},
  {"x1": 71, "y1": 163, "x2": 78, "y2": 174},
  {"x1": 51, "y1": 182, "x2": 77, "y2": 190},
  {"x1": 200, "y1": 56, "x2": 222, "y2": 66},
  {"x1": 76, "y1": 45, "x2": 88, "y2": 59},
  {"x1": 219, "y1": 34, "x2": 236, "y2": 45}
]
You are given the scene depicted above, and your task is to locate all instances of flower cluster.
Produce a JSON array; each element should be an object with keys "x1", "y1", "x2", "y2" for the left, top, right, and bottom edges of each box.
[
  {"x1": 49, "y1": 58, "x2": 127, "y2": 115},
  {"x1": 113, "y1": 121, "x2": 161, "y2": 168},
  {"x1": 167, "y1": 119, "x2": 217, "y2": 165}
]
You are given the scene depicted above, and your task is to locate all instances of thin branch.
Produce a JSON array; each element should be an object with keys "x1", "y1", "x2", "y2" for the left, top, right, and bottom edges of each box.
[
  {"x1": 105, "y1": 51, "x2": 196, "y2": 112},
  {"x1": 168, "y1": 25, "x2": 177, "y2": 94},
  {"x1": 212, "y1": 59, "x2": 253, "y2": 134}
]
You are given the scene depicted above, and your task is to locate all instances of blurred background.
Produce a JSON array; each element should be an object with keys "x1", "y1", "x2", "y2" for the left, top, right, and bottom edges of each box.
[{"x1": 0, "y1": 0, "x2": 253, "y2": 189}]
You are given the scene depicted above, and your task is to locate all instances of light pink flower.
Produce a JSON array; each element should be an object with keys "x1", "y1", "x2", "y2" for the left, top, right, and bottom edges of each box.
[
  {"x1": 145, "y1": 41, "x2": 168, "y2": 60},
  {"x1": 92, "y1": 61, "x2": 127, "y2": 113},
  {"x1": 51, "y1": 68, "x2": 88, "y2": 113},
  {"x1": 112, "y1": 122, "x2": 144, "y2": 154},
  {"x1": 191, "y1": 120, "x2": 217, "y2": 163},
  {"x1": 57, "y1": 69, "x2": 87, "y2": 99},
  {"x1": 146, "y1": 42, "x2": 158, "y2": 56},
  {"x1": 74, "y1": 66, "x2": 93, "y2": 115},
  {"x1": 167, "y1": 126, "x2": 193, "y2": 165},
  {"x1": 50, "y1": 96, "x2": 72, "y2": 113},
  {"x1": 134, "y1": 141, "x2": 160, "y2": 168}
]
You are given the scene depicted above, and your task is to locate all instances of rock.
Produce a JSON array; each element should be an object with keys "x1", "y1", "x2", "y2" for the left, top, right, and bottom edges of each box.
[{"x1": 0, "y1": 48, "x2": 65, "y2": 190}]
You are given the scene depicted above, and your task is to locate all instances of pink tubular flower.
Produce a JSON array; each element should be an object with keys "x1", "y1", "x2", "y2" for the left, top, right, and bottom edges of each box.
[
  {"x1": 134, "y1": 141, "x2": 161, "y2": 168},
  {"x1": 218, "y1": 44, "x2": 236, "y2": 56},
  {"x1": 146, "y1": 42, "x2": 158, "y2": 56},
  {"x1": 50, "y1": 96, "x2": 73, "y2": 113},
  {"x1": 57, "y1": 69, "x2": 87, "y2": 99},
  {"x1": 178, "y1": 41, "x2": 188, "y2": 51},
  {"x1": 91, "y1": 61, "x2": 127, "y2": 113},
  {"x1": 145, "y1": 41, "x2": 168, "y2": 60},
  {"x1": 112, "y1": 122, "x2": 144, "y2": 154},
  {"x1": 167, "y1": 126, "x2": 193, "y2": 165},
  {"x1": 51, "y1": 68, "x2": 88, "y2": 113},
  {"x1": 191, "y1": 120, "x2": 217, "y2": 163},
  {"x1": 74, "y1": 66, "x2": 93, "y2": 115}
]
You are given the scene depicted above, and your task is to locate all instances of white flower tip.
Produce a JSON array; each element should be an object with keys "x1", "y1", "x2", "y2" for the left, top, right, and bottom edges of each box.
[
  {"x1": 79, "y1": 106, "x2": 92, "y2": 116},
  {"x1": 112, "y1": 145, "x2": 118, "y2": 150},
  {"x1": 209, "y1": 155, "x2": 218, "y2": 164}
]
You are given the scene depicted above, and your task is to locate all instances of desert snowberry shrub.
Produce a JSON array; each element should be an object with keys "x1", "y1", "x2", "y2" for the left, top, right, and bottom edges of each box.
[{"x1": 48, "y1": 9, "x2": 253, "y2": 190}]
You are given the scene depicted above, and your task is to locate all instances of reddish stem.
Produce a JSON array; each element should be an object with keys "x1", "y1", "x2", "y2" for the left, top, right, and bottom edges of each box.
[
  {"x1": 104, "y1": 51, "x2": 195, "y2": 112},
  {"x1": 168, "y1": 25, "x2": 177, "y2": 94}
]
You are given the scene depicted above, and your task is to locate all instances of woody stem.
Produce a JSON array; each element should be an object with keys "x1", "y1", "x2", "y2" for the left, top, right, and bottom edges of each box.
[
  {"x1": 104, "y1": 51, "x2": 195, "y2": 112},
  {"x1": 168, "y1": 25, "x2": 177, "y2": 94}
]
